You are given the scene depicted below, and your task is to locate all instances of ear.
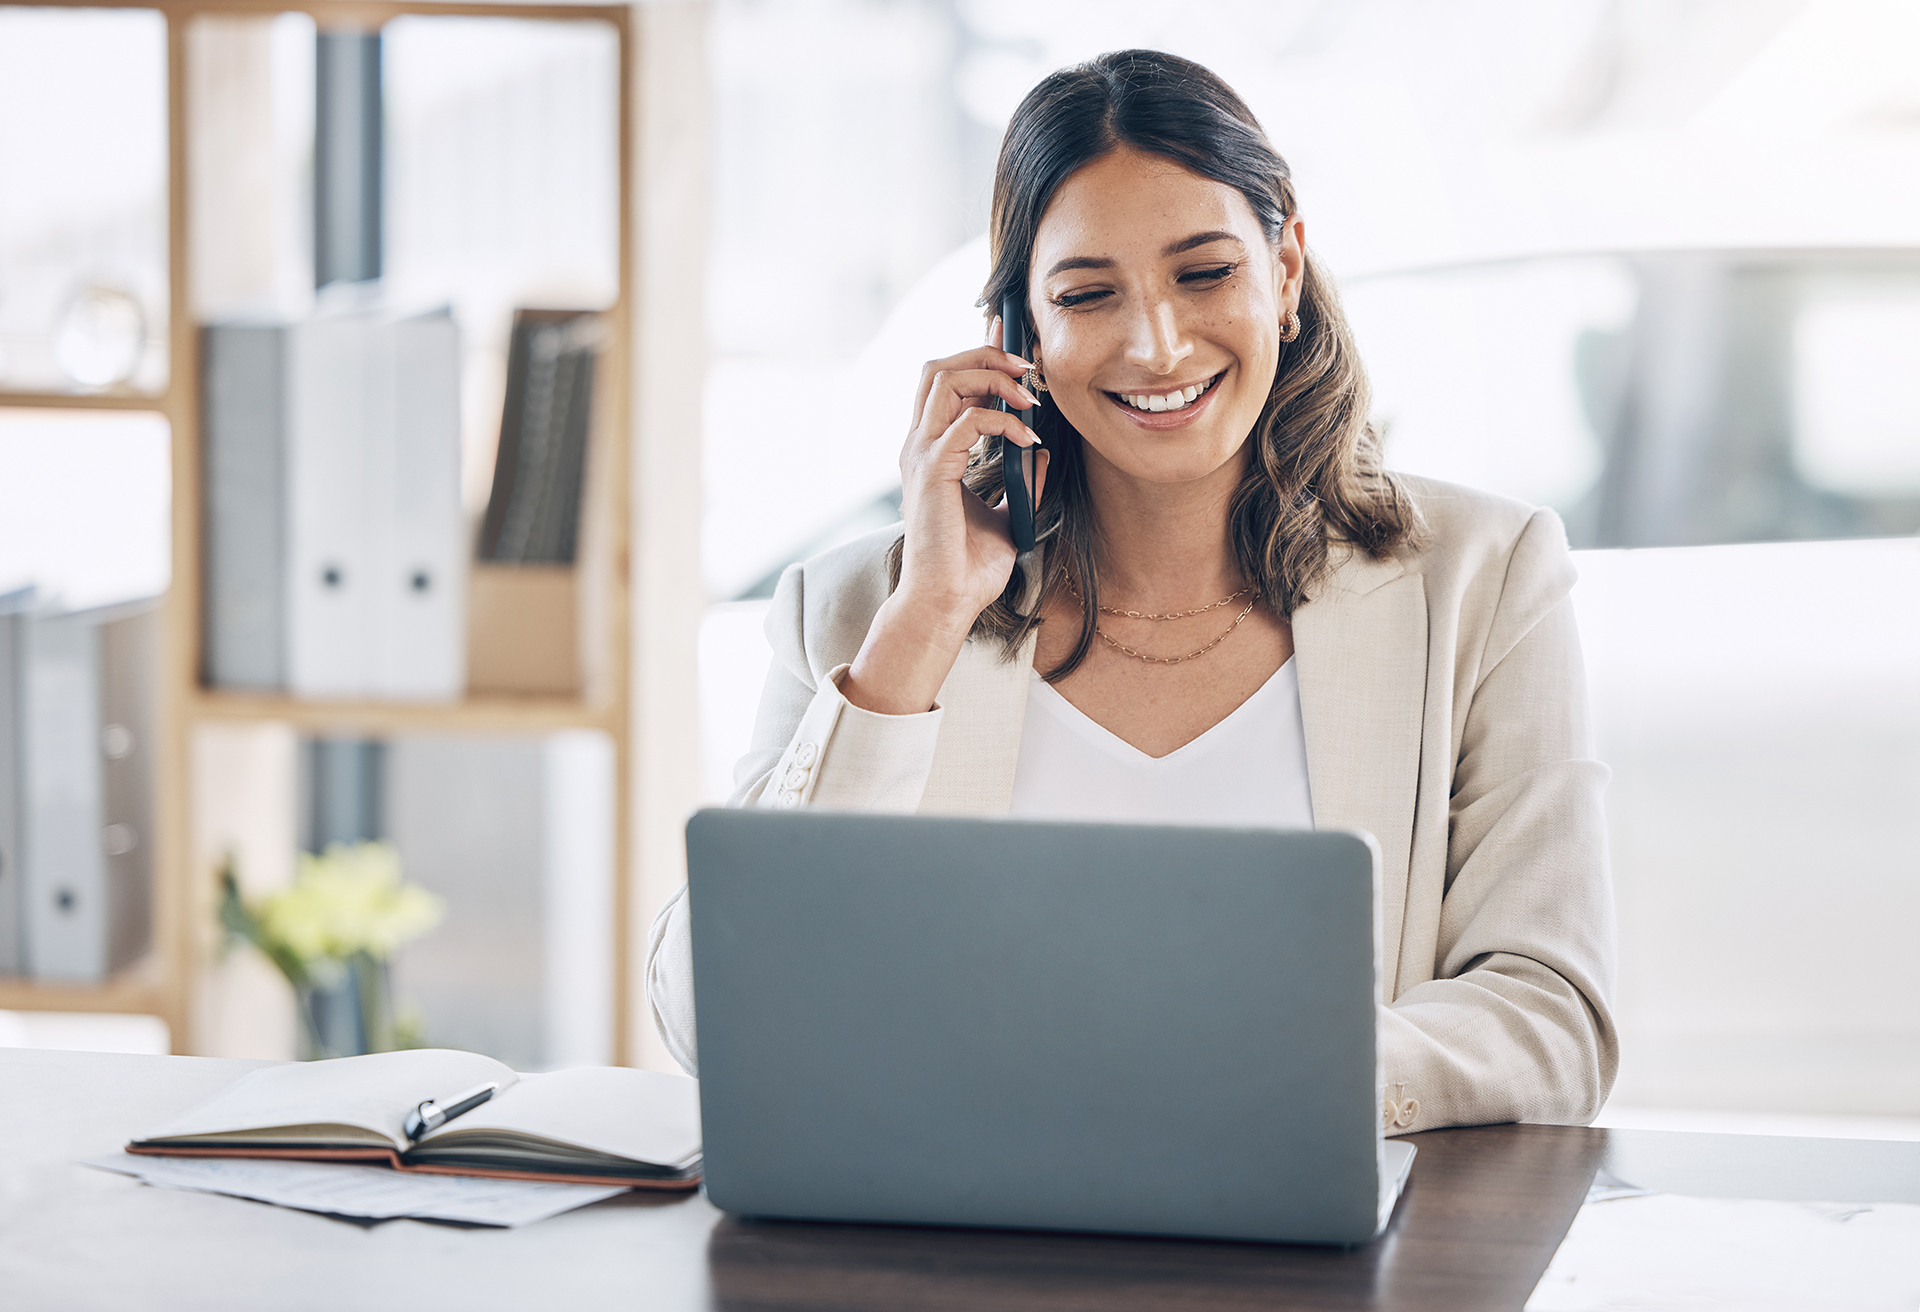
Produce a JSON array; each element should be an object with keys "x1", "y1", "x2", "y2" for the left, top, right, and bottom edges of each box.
[{"x1": 1277, "y1": 214, "x2": 1307, "y2": 314}]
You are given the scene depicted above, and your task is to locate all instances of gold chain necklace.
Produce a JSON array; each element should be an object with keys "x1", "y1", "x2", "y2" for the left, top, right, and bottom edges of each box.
[
  {"x1": 1061, "y1": 572, "x2": 1262, "y2": 665},
  {"x1": 1096, "y1": 584, "x2": 1258, "y2": 621}
]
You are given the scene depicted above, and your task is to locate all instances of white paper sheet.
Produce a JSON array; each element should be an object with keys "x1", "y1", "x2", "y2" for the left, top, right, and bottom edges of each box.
[
  {"x1": 84, "y1": 1153, "x2": 626, "y2": 1227},
  {"x1": 1527, "y1": 1193, "x2": 1920, "y2": 1312}
]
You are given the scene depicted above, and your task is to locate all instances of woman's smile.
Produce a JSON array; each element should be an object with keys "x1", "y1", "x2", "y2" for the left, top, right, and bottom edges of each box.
[{"x1": 1106, "y1": 368, "x2": 1228, "y2": 429}]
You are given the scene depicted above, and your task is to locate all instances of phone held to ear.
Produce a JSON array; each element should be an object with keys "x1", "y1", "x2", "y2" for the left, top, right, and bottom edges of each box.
[{"x1": 998, "y1": 295, "x2": 1039, "y2": 553}]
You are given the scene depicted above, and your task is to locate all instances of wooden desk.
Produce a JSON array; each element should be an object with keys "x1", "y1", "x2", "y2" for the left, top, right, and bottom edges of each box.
[{"x1": 5, "y1": 1049, "x2": 1917, "y2": 1312}]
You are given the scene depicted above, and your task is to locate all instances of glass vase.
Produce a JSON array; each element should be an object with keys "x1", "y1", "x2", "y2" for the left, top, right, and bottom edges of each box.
[{"x1": 295, "y1": 953, "x2": 394, "y2": 1060}]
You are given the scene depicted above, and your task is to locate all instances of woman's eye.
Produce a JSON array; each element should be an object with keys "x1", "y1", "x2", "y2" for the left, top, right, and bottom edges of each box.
[
  {"x1": 1181, "y1": 264, "x2": 1237, "y2": 285},
  {"x1": 1052, "y1": 289, "x2": 1112, "y2": 309}
]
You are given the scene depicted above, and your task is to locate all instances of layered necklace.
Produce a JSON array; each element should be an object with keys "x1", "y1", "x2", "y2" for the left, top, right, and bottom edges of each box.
[{"x1": 1061, "y1": 571, "x2": 1261, "y2": 665}]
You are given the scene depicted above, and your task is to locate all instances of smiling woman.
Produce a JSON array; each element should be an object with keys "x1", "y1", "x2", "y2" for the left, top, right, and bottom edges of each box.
[{"x1": 649, "y1": 50, "x2": 1618, "y2": 1139}]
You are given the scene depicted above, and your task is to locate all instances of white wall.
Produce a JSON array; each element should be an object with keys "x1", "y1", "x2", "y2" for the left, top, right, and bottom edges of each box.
[{"x1": 1573, "y1": 537, "x2": 1920, "y2": 1116}]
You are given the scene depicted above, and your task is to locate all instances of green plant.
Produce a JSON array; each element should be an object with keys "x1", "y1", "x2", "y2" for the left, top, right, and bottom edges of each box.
[{"x1": 218, "y1": 841, "x2": 444, "y2": 1057}]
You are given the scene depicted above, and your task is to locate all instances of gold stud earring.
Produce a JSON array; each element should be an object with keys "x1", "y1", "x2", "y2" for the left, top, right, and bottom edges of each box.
[{"x1": 1277, "y1": 309, "x2": 1301, "y2": 343}]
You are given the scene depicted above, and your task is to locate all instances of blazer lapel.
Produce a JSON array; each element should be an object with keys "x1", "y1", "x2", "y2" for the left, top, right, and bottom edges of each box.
[{"x1": 1292, "y1": 547, "x2": 1428, "y2": 999}]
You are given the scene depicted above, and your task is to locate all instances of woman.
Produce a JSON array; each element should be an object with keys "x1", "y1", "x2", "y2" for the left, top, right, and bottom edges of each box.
[{"x1": 650, "y1": 50, "x2": 1617, "y2": 1135}]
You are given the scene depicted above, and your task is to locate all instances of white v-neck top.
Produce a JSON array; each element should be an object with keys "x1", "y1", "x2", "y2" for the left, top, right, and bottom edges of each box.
[{"x1": 1007, "y1": 658, "x2": 1315, "y2": 829}]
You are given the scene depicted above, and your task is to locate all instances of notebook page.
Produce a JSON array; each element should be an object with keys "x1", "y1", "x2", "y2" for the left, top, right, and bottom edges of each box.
[
  {"x1": 136, "y1": 1049, "x2": 518, "y2": 1149},
  {"x1": 424, "y1": 1066, "x2": 700, "y2": 1167}
]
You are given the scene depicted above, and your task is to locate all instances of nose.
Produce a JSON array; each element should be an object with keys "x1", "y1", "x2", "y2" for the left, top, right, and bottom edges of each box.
[{"x1": 1121, "y1": 295, "x2": 1194, "y2": 377}]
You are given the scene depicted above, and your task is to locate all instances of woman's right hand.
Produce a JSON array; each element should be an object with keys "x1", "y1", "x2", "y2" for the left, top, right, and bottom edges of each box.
[
  {"x1": 840, "y1": 324, "x2": 1047, "y2": 716},
  {"x1": 895, "y1": 327, "x2": 1044, "y2": 623}
]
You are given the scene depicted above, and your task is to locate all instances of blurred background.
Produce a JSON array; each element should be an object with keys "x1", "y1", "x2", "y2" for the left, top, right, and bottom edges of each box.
[{"x1": 1, "y1": 0, "x2": 1915, "y2": 1140}]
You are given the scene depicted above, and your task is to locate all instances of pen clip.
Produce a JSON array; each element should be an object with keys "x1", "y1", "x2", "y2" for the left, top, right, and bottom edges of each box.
[
  {"x1": 403, "y1": 1099, "x2": 439, "y2": 1143},
  {"x1": 403, "y1": 1082, "x2": 499, "y2": 1144}
]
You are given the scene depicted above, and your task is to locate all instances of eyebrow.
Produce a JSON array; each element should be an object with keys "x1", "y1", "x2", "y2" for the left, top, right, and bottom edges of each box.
[
  {"x1": 1043, "y1": 231, "x2": 1246, "y2": 278},
  {"x1": 1165, "y1": 230, "x2": 1244, "y2": 256}
]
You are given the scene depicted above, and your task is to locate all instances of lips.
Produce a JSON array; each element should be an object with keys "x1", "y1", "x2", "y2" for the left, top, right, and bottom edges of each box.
[
  {"x1": 1101, "y1": 369, "x2": 1229, "y2": 430},
  {"x1": 1111, "y1": 371, "x2": 1222, "y2": 414}
]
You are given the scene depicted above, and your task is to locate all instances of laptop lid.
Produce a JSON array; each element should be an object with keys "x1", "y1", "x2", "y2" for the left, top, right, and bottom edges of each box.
[{"x1": 686, "y1": 810, "x2": 1394, "y2": 1246}]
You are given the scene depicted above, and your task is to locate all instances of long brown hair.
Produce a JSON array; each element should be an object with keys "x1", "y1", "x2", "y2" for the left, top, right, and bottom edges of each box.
[{"x1": 889, "y1": 49, "x2": 1418, "y2": 680}]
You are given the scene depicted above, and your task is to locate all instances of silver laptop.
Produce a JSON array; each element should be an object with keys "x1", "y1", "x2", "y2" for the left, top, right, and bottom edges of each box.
[{"x1": 684, "y1": 810, "x2": 1415, "y2": 1247}]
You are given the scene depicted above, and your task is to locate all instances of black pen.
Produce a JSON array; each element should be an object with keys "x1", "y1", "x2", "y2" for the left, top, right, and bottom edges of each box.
[{"x1": 403, "y1": 1082, "x2": 499, "y2": 1143}]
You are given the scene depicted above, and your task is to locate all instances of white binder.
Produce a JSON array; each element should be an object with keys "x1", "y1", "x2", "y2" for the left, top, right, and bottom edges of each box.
[
  {"x1": 287, "y1": 313, "x2": 377, "y2": 698},
  {"x1": 380, "y1": 310, "x2": 465, "y2": 700},
  {"x1": 21, "y1": 610, "x2": 107, "y2": 982},
  {"x1": 13, "y1": 601, "x2": 158, "y2": 983},
  {"x1": 280, "y1": 307, "x2": 465, "y2": 700}
]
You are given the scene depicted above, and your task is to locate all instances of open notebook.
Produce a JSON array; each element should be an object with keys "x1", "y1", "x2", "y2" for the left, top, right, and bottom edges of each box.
[{"x1": 128, "y1": 1049, "x2": 701, "y2": 1189}]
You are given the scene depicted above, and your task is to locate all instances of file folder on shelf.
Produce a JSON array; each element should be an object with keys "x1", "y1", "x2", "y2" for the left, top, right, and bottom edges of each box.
[
  {"x1": 0, "y1": 588, "x2": 28, "y2": 976},
  {"x1": 201, "y1": 322, "x2": 290, "y2": 691},
  {"x1": 17, "y1": 599, "x2": 156, "y2": 983},
  {"x1": 203, "y1": 307, "x2": 466, "y2": 702},
  {"x1": 21, "y1": 609, "x2": 107, "y2": 982},
  {"x1": 380, "y1": 310, "x2": 465, "y2": 700},
  {"x1": 287, "y1": 312, "x2": 378, "y2": 698},
  {"x1": 98, "y1": 603, "x2": 156, "y2": 974},
  {"x1": 479, "y1": 310, "x2": 600, "y2": 567},
  {"x1": 466, "y1": 308, "x2": 602, "y2": 697}
]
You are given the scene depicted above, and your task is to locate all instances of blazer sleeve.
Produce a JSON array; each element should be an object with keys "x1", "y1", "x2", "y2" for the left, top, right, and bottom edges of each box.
[
  {"x1": 1378, "y1": 509, "x2": 1620, "y2": 1132},
  {"x1": 645, "y1": 554, "x2": 948, "y2": 1074}
]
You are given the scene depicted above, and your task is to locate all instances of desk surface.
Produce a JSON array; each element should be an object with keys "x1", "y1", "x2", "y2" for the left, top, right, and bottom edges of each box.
[{"x1": 5, "y1": 1049, "x2": 1917, "y2": 1312}]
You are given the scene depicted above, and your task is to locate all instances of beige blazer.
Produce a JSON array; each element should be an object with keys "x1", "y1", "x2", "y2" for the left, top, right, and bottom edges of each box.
[{"x1": 648, "y1": 475, "x2": 1619, "y2": 1135}]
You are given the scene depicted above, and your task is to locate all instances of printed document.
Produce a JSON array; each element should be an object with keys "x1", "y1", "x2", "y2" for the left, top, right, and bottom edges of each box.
[
  {"x1": 85, "y1": 1152, "x2": 625, "y2": 1227},
  {"x1": 1527, "y1": 1192, "x2": 1920, "y2": 1311}
]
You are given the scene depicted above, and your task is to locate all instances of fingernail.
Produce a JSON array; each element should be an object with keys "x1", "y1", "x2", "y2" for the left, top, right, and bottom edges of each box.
[
  {"x1": 1009, "y1": 355, "x2": 1033, "y2": 369},
  {"x1": 1016, "y1": 387, "x2": 1038, "y2": 407}
]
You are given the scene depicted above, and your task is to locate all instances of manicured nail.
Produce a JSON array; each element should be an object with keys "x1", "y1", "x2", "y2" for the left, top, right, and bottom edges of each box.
[
  {"x1": 1016, "y1": 387, "x2": 1038, "y2": 407},
  {"x1": 1008, "y1": 355, "x2": 1033, "y2": 369}
]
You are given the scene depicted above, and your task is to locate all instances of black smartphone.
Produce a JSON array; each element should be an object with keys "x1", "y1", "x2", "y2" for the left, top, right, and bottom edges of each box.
[{"x1": 997, "y1": 294, "x2": 1039, "y2": 553}]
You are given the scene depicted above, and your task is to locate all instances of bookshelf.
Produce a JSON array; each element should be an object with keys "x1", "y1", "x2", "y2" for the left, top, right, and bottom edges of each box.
[{"x1": 0, "y1": 0, "x2": 706, "y2": 1069}]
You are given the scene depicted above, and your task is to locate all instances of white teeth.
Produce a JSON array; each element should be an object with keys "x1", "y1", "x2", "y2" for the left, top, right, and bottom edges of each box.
[{"x1": 1119, "y1": 375, "x2": 1215, "y2": 413}]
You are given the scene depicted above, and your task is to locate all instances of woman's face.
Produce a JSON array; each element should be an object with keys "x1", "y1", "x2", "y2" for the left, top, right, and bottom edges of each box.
[{"x1": 1028, "y1": 145, "x2": 1304, "y2": 488}]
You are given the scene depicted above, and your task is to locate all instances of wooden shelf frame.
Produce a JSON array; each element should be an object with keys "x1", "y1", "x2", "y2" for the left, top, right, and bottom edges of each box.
[
  {"x1": 186, "y1": 692, "x2": 619, "y2": 736},
  {"x1": 0, "y1": 0, "x2": 649, "y2": 1067},
  {"x1": 0, "y1": 391, "x2": 169, "y2": 412},
  {"x1": 0, "y1": 967, "x2": 168, "y2": 1016}
]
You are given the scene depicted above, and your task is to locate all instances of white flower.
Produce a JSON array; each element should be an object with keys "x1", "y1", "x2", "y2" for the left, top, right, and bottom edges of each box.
[{"x1": 257, "y1": 841, "x2": 444, "y2": 965}]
